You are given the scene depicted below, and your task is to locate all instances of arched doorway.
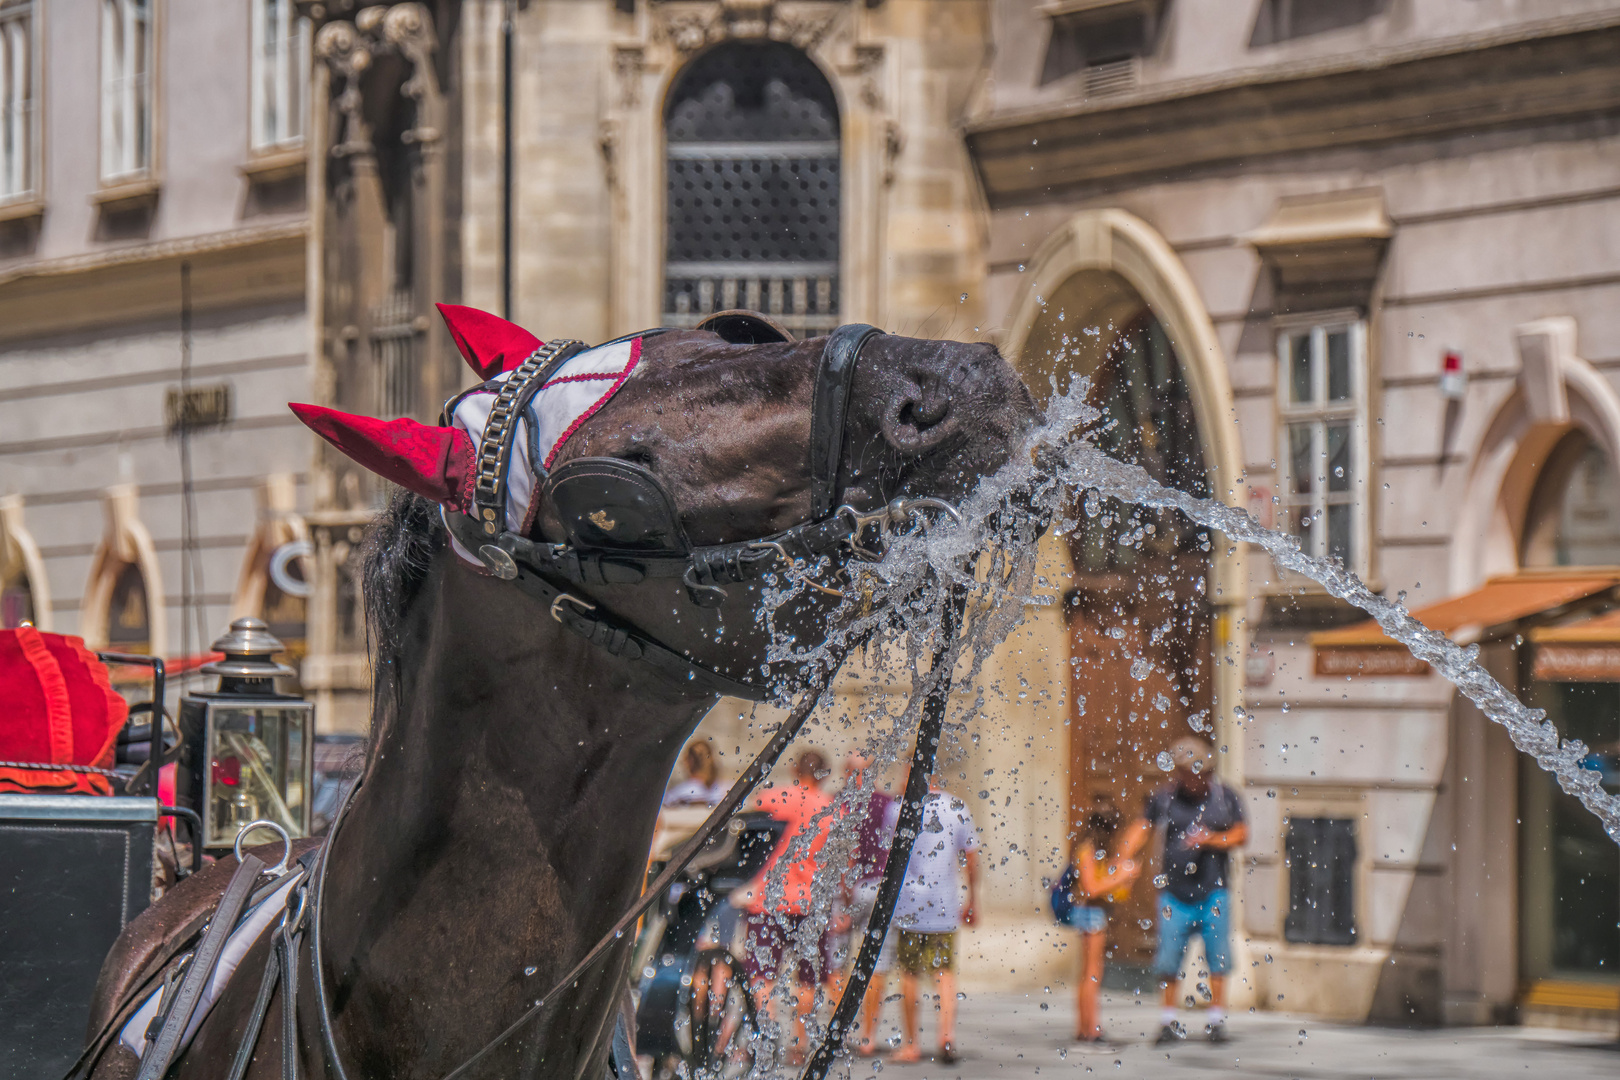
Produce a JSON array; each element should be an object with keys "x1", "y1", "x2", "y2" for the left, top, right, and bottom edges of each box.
[
  {"x1": 1022, "y1": 268, "x2": 1215, "y2": 965},
  {"x1": 662, "y1": 41, "x2": 840, "y2": 337}
]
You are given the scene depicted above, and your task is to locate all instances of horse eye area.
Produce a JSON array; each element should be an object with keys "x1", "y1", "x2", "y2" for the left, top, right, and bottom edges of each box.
[{"x1": 615, "y1": 446, "x2": 657, "y2": 466}]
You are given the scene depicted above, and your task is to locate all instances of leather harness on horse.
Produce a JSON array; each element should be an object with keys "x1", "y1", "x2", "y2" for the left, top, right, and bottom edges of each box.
[{"x1": 76, "y1": 318, "x2": 968, "y2": 1080}]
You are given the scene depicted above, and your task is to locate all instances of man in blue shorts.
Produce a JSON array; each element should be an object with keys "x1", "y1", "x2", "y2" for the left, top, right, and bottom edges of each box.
[{"x1": 1121, "y1": 736, "x2": 1246, "y2": 1044}]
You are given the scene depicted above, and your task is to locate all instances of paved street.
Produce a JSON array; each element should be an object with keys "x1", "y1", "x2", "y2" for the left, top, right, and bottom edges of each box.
[{"x1": 853, "y1": 991, "x2": 1620, "y2": 1080}]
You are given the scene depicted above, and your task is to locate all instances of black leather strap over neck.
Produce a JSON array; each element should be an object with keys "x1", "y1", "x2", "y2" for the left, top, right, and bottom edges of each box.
[{"x1": 809, "y1": 324, "x2": 883, "y2": 520}]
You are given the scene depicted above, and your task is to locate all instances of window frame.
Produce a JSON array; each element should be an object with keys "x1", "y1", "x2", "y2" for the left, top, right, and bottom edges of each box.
[
  {"x1": 99, "y1": 0, "x2": 155, "y2": 184},
  {"x1": 1275, "y1": 312, "x2": 1371, "y2": 577},
  {"x1": 249, "y1": 0, "x2": 309, "y2": 154},
  {"x1": 1282, "y1": 814, "x2": 1360, "y2": 947},
  {"x1": 0, "y1": 0, "x2": 39, "y2": 205}
]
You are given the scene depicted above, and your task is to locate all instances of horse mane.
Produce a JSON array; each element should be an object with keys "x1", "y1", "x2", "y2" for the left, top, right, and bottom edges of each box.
[{"x1": 359, "y1": 489, "x2": 445, "y2": 751}]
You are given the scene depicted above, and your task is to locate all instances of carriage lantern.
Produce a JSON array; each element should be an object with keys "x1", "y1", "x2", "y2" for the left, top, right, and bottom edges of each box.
[{"x1": 176, "y1": 617, "x2": 314, "y2": 851}]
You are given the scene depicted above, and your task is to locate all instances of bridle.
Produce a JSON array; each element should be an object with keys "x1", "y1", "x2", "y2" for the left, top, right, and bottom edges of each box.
[{"x1": 440, "y1": 321, "x2": 959, "y2": 703}]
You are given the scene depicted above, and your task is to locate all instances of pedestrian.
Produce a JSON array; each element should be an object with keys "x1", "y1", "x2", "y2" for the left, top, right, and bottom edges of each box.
[
  {"x1": 734, "y1": 749, "x2": 834, "y2": 1065},
  {"x1": 832, "y1": 750, "x2": 899, "y2": 1055},
  {"x1": 885, "y1": 775, "x2": 979, "y2": 1064},
  {"x1": 1059, "y1": 794, "x2": 1138, "y2": 1043},
  {"x1": 664, "y1": 738, "x2": 727, "y2": 806},
  {"x1": 1120, "y1": 736, "x2": 1247, "y2": 1045}
]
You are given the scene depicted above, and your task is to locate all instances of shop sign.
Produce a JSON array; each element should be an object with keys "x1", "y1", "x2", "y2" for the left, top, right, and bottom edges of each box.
[
  {"x1": 1532, "y1": 644, "x2": 1620, "y2": 682},
  {"x1": 1314, "y1": 645, "x2": 1429, "y2": 677}
]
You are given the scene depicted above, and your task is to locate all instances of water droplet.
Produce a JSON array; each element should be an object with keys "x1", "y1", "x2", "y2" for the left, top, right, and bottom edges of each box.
[
  {"x1": 1155, "y1": 750, "x2": 1174, "y2": 770},
  {"x1": 1130, "y1": 658, "x2": 1152, "y2": 681},
  {"x1": 524, "y1": 965, "x2": 537, "y2": 976}
]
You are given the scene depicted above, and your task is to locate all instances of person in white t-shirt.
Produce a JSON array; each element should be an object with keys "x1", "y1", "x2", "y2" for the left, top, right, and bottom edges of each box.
[
  {"x1": 882, "y1": 776, "x2": 979, "y2": 1064},
  {"x1": 663, "y1": 739, "x2": 728, "y2": 806}
]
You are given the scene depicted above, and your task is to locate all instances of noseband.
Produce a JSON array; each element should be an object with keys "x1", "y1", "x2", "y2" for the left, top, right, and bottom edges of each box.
[{"x1": 442, "y1": 322, "x2": 958, "y2": 702}]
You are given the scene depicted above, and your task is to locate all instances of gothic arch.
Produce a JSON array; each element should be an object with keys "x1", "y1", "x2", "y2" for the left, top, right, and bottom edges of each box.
[
  {"x1": 1453, "y1": 317, "x2": 1620, "y2": 590},
  {"x1": 0, "y1": 495, "x2": 52, "y2": 631},
  {"x1": 80, "y1": 484, "x2": 167, "y2": 654},
  {"x1": 1001, "y1": 208, "x2": 1245, "y2": 516}
]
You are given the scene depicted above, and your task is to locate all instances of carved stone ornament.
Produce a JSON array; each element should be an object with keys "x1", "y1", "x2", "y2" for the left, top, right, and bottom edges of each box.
[
  {"x1": 614, "y1": 45, "x2": 647, "y2": 108},
  {"x1": 654, "y1": 1, "x2": 846, "y2": 55},
  {"x1": 315, "y1": 3, "x2": 440, "y2": 156}
]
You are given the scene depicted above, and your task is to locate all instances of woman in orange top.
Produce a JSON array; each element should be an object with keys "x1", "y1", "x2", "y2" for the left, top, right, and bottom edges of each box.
[{"x1": 733, "y1": 749, "x2": 833, "y2": 1063}]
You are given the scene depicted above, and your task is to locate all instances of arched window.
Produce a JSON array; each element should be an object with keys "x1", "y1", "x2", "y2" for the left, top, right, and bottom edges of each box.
[
  {"x1": 1521, "y1": 430, "x2": 1620, "y2": 568},
  {"x1": 81, "y1": 484, "x2": 165, "y2": 654},
  {"x1": 105, "y1": 562, "x2": 151, "y2": 651},
  {"x1": 0, "y1": 494, "x2": 48, "y2": 630},
  {"x1": 664, "y1": 42, "x2": 840, "y2": 337}
]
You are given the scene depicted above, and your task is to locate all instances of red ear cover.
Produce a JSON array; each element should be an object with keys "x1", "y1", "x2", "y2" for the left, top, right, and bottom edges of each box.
[
  {"x1": 436, "y1": 303, "x2": 543, "y2": 379},
  {"x1": 290, "y1": 403, "x2": 476, "y2": 510}
]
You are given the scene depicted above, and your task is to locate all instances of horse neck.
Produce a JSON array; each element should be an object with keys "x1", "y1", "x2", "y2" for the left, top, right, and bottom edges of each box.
[{"x1": 321, "y1": 554, "x2": 712, "y2": 1073}]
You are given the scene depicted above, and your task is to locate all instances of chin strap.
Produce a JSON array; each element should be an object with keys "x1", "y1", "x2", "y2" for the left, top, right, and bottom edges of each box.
[{"x1": 443, "y1": 507, "x2": 771, "y2": 701}]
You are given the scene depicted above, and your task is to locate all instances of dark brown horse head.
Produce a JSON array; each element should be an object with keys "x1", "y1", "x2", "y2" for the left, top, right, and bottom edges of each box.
[
  {"x1": 296, "y1": 311, "x2": 1038, "y2": 690},
  {"x1": 555, "y1": 329, "x2": 1036, "y2": 547}
]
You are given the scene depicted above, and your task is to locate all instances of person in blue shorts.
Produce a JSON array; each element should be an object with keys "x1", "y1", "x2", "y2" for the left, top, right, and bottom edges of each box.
[{"x1": 1120, "y1": 736, "x2": 1246, "y2": 1045}]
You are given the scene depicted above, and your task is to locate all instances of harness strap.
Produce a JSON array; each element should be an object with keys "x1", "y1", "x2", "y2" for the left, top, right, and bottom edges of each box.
[
  {"x1": 446, "y1": 508, "x2": 769, "y2": 702},
  {"x1": 810, "y1": 324, "x2": 883, "y2": 520},
  {"x1": 134, "y1": 853, "x2": 265, "y2": 1080},
  {"x1": 225, "y1": 934, "x2": 280, "y2": 1080}
]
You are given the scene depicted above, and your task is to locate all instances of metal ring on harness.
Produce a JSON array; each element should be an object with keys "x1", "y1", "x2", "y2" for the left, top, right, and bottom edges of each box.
[
  {"x1": 233, "y1": 820, "x2": 291, "y2": 876},
  {"x1": 747, "y1": 540, "x2": 846, "y2": 600}
]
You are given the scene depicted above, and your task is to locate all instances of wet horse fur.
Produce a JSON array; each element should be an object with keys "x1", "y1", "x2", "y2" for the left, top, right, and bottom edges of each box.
[{"x1": 84, "y1": 328, "x2": 1036, "y2": 1079}]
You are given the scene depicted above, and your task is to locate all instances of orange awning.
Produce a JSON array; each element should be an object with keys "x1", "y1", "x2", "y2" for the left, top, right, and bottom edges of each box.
[{"x1": 1312, "y1": 572, "x2": 1620, "y2": 649}]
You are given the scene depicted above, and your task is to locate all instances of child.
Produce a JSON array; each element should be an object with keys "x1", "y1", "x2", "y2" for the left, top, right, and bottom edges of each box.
[{"x1": 1065, "y1": 795, "x2": 1138, "y2": 1042}]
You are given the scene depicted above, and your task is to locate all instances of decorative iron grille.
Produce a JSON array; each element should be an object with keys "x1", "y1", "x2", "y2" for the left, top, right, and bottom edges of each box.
[
  {"x1": 665, "y1": 42, "x2": 839, "y2": 337},
  {"x1": 370, "y1": 289, "x2": 418, "y2": 419}
]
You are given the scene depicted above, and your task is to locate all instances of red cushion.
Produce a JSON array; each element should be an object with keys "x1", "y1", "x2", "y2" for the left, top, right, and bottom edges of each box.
[{"x1": 0, "y1": 627, "x2": 129, "y2": 795}]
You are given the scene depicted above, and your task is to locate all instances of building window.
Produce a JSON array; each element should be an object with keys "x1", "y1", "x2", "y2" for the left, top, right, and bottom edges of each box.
[
  {"x1": 664, "y1": 41, "x2": 839, "y2": 338},
  {"x1": 1284, "y1": 816, "x2": 1357, "y2": 946},
  {"x1": 1250, "y1": 0, "x2": 1388, "y2": 48},
  {"x1": 1039, "y1": 0, "x2": 1165, "y2": 90},
  {"x1": 251, "y1": 0, "x2": 309, "y2": 152},
  {"x1": 1520, "y1": 430, "x2": 1620, "y2": 568},
  {"x1": 0, "y1": 0, "x2": 35, "y2": 201},
  {"x1": 100, "y1": 0, "x2": 153, "y2": 181},
  {"x1": 1277, "y1": 318, "x2": 1368, "y2": 572}
]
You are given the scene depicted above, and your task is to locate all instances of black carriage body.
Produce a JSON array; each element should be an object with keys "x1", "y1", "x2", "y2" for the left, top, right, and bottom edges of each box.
[{"x1": 0, "y1": 795, "x2": 156, "y2": 1080}]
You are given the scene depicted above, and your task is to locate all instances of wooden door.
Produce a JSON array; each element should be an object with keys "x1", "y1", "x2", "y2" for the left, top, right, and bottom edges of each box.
[{"x1": 1066, "y1": 561, "x2": 1212, "y2": 964}]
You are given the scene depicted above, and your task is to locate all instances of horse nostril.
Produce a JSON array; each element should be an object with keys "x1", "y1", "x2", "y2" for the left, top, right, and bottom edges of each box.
[{"x1": 900, "y1": 389, "x2": 951, "y2": 433}]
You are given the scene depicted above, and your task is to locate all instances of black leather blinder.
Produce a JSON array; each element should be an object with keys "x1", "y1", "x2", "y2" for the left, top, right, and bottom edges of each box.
[{"x1": 542, "y1": 457, "x2": 691, "y2": 555}]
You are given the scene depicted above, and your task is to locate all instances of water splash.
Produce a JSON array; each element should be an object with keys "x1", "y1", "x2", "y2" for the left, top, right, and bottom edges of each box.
[{"x1": 712, "y1": 373, "x2": 1620, "y2": 1075}]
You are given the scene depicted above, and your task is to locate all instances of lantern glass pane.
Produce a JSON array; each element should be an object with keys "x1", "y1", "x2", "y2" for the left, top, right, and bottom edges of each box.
[{"x1": 204, "y1": 705, "x2": 309, "y2": 847}]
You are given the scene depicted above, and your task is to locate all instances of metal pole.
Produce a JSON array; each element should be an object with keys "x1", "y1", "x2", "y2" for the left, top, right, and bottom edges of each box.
[
  {"x1": 178, "y1": 263, "x2": 208, "y2": 674},
  {"x1": 502, "y1": 0, "x2": 516, "y2": 320}
]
